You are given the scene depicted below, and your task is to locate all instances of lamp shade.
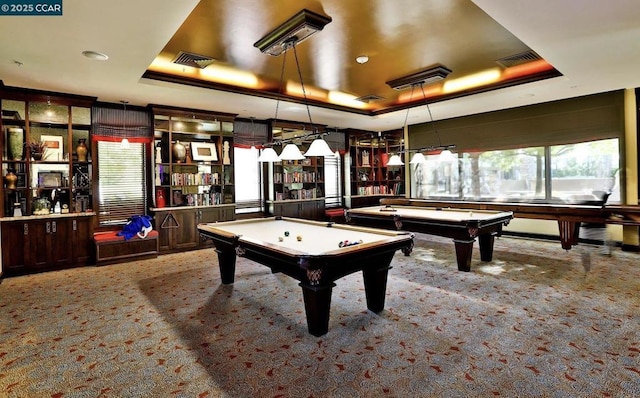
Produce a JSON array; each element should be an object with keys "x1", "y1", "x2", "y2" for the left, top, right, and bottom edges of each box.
[
  {"x1": 278, "y1": 143, "x2": 305, "y2": 160},
  {"x1": 386, "y1": 154, "x2": 404, "y2": 166},
  {"x1": 439, "y1": 149, "x2": 456, "y2": 162},
  {"x1": 258, "y1": 147, "x2": 281, "y2": 162},
  {"x1": 304, "y1": 138, "x2": 334, "y2": 157},
  {"x1": 409, "y1": 152, "x2": 426, "y2": 164}
]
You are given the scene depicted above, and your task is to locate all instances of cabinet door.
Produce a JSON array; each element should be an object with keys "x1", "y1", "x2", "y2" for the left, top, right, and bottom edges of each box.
[
  {"x1": 172, "y1": 210, "x2": 199, "y2": 250},
  {"x1": 220, "y1": 206, "x2": 235, "y2": 221},
  {"x1": 49, "y1": 219, "x2": 73, "y2": 268},
  {"x1": 27, "y1": 220, "x2": 50, "y2": 270},
  {"x1": 72, "y1": 217, "x2": 93, "y2": 265},
  {"x1": 198, "y1": 208, "x2": 221, "y2": 224},
  {"x1": 154, "y1": 212, "x2": 173, "y2": 252},
  {"x1": 1, "y1": 222, "x2": 29, "y2": 272}
]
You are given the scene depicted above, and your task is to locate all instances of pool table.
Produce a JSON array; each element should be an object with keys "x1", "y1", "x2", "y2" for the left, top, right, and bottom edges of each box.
[
  {"x1": 345, "y1": 205, "x2": 513, "y2": 272},
  {"x1": 197, "y1": 217, "x2": 414, "y2": 337}
]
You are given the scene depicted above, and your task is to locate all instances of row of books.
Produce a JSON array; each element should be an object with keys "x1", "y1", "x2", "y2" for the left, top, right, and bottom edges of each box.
[
  {"x1": 274, "y1": 171, "x2": 319, "y2": 184},
  {"x1": 171, "y1": 172, "x2": 223, "y2": 186},
  {"x1": 276, "y1": 187, "x2": 322, "y2": 200},
  {"x1": 355, "y1": 182, "x2": 404, "y2": 196}
]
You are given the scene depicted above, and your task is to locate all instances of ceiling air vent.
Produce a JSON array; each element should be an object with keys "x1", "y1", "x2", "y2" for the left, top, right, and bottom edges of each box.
[
  {"x1": 496, "y1": 50, "x2": 541, "y2": 68},
  {"x1": 172, "y1": 51, "x2": 216, "y2": 69},
  {"x1": 355, "y1": 94, "x2": 385, "y2": 103}
]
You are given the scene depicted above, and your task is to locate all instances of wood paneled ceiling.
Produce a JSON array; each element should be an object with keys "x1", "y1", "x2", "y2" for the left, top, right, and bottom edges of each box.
[{"x1": 145, "y1": 0, "x2": 559, "y2": 116}]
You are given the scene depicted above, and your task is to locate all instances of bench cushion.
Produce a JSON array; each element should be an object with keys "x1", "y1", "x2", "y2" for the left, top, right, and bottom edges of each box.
[{"x1": 94, "y1": 230, "x2": 158, "y2": 243}]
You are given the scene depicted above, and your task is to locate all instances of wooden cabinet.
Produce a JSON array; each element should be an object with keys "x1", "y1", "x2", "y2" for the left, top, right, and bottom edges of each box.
[
  {"x1": 1, "y1": 88, "x2": 95, "y2": 219},
  {"x1": 151, "y1": 106, "x2": 236, "y2": 209},
  {"x1": 272, "y1": 198, "x2": 325, "y2": 220},
  {"x1": 347, "y1": 129, "x2": 404, "y2": 202},
  {"x1": 269, "y1": 156, "x2": 325, "y2": 219},
  {"x1": 1, "y1": 215, "x2": 94, "y2": 276},
  {"x1": 153, "y1": 204, "x2": 235, "y2": 253}
]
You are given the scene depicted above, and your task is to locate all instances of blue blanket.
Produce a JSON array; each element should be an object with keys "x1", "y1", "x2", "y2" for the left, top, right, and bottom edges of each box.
[{"x1": 117, "y1": 215, "x2": 153, "y2": 240}]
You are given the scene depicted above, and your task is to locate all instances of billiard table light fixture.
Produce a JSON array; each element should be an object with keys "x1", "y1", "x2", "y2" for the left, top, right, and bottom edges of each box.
[
  {"x1": 386, "y1": 65, "x2": 452, "y2": 91},
  {"x1": 254, "y1": 9, "x2": 332, "y2": 57}
]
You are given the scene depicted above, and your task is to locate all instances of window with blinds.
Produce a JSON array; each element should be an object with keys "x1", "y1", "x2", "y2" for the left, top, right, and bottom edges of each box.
[
  {"x1": 324, "y1": 152, "x2": 342, "y2": 207},
  {"x1": 97, "y1": 141, "x2": 147, "y2": 226},
  {"x1": 233, "y1": 146, "x2": 262, "y2": 213}
]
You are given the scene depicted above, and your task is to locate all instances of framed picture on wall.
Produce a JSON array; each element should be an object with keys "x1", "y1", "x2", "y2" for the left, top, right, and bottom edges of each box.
[
  {"x1": 191, "y1": 142, "x2": 218, "y2": 162},
  {"x1": 41, "y1": 135, "x2": 64, "y2": 161},
  {"x1": 38, "y1": 171, "x2": 63, "y2": 188}
]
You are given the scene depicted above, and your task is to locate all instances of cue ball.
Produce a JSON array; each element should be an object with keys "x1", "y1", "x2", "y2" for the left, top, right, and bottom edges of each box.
[
  {"x1": 468, "y1": 211, "x2": 473, "y2": 217},
  {"x1": 284, "y1": 231, "x2": 290, "y2": 237},
  {"x1": 278, "y1": 236, "x2": 284, "y2": 242},
  {"x1": 296, "y1": 235, "x2": 302, "y2": 241}
]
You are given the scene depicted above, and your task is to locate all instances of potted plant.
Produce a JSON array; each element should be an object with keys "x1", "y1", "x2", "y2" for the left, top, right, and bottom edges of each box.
[{"x1": 26, "y1": 139, "x2": 47, "y2": 160}]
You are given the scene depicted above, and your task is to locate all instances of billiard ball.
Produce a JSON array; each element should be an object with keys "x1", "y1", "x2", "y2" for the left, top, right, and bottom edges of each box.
[
  {"x1": 296, "y1": 235, "x2": 302, "y2": 241},
  {"x1": 284, "y1": 231, "x2": 290, "y2": 237},
  {"x1": 278, "y1": 236, "x2": 284, "y2": 242}
]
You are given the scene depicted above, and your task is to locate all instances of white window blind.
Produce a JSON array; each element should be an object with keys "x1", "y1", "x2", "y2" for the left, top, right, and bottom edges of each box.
[
  {"x1": 234, "y1": 146, "x2": 261, "y2": 213},
  {"x1": 324, "y1": 152, "x2": 341, "y2": 207},
  {"x1": 97, "y1": 141, "x2": 147, "y2": 225}
]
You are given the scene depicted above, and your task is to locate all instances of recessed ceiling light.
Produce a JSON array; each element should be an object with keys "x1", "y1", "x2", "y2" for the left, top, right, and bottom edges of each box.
[
  {"x1": 356, "y1": 55, "x2": 369, "y2": 64},
  {"x1": 82, "y1": 50, "x2": 109, "y2": 61}
]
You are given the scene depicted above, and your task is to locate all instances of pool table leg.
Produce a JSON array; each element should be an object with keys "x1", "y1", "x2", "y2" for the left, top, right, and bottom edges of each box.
[
  {"x1": 362, "y1": 265, "x2": 392, "y2": 312},
  {"x1": 478, "y1": 233, "x2": 496, "y2": 262},
  {"x1": 299, "y1": 282, "x2": 335, "y2": 337},
  {"x1": 214, "y1": 246, "x2": 237, "y2": 284},
  {"x1": 453, "y1": 239, "x2": 474, "y2": 272}
]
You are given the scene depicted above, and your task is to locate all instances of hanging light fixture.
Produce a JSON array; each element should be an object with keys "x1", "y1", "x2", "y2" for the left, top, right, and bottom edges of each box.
[
  {"x1": 120, "y1": 100, "x2": 130, "y2": 149},
  {"x1": 256, "y1": 11, "x2": 333, "y2": 160},
  {"x1": 304, "y1": 134, "x2": 334, "y2": 157},
  {"x1": 409, "y1": 152, "x2": 426, "y2": 164},
  {"x1": 279, "y1": 143, "x2": 306, "y2": 160},
  {"x1": 257, "y1": 147, "x2": 281, "y2": 162},
  {"x1": 419, "y1": 85, "x2": 456, "y2": 162}
]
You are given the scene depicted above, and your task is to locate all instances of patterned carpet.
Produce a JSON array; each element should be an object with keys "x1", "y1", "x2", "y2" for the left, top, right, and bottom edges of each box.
[{"x1": 1, "y1": 234, "x2": 639, "y2": 397}]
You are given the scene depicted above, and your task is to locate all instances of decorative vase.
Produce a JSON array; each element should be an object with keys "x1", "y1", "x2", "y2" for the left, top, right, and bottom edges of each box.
[
  {"x1": 172, "y1": 140, "x2": 186, "y2": 163},
  {"x1": 4, "y1": 169, "x2": 18, "y2": 190},
  {"x1": 32, "y1": 152, "x2": 43, "y2": 161},
  {"x1": 76, "y1": 138, "x2": 88, "y2": 162},
  {"x1": 156, "y1": 188, "x2": 166, "y2": 208},
  {"x1": 7, "y1": 127, "x2": 24, "y2": 160}
]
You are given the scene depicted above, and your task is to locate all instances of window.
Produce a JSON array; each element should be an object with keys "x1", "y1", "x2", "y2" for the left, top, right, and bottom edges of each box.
[
  {"x1": 324, "y1": 152, "x2": 342, "y2": 207},
  {"x1": 412, "y1": 138, "x2": 620, "y2": 204},
  {"x1": 550, "y1": 139, "x2": 619, "y2": 203},
  {"x1": 97, "y1": 141, "x2": 147, "y2": 226},
  {"x1": 234, "y1": 146, "x2": 261, "y2": 213}
]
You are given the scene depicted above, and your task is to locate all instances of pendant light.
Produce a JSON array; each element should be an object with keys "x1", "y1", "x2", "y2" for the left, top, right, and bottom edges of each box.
[
  {"x1": 409, "y1": 152, "x2": 426, "y2": 164},
  {"x1": 304, "y1": 136, "x2": 334, "y2": 157},
  {"x1": 279, "y1": 143, "x2": 305, "y2": 160},
  {"x1": 386, "y1": 154, "x2": 404, "y2": 166},
  {"x1": 258, "y1": 147, "x2": 281, "y2": 162}
]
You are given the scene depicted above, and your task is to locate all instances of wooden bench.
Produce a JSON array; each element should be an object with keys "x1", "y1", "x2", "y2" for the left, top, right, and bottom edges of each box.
[{"x1": 94, "y1": 230, "x2": 159, "y2": 266}]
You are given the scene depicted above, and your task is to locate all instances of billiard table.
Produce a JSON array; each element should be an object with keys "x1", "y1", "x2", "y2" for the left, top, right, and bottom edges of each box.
[
  {"x1": 345, "y1": 205, "x2": 513, "y2": 272},
  {"x1": 197, "y1": 217, "x2": 414, "y2": 337}
]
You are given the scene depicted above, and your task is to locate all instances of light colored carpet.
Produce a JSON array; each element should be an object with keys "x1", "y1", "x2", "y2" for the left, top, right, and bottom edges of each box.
[{"x1": 1, "y1": 234, "x2": 639, "y2": 397}]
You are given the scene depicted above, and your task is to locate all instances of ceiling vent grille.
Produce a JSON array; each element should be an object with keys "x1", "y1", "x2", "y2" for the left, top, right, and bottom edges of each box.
[
  {"x1": 172, "y1": 51, "x2": 216, "y2": 69},
  {"x1": 355, "y1": 94, "x2": 385, "y2": 103},
  {"x1": 496, "y1": 50, "x2": 541, "y2": 68}
]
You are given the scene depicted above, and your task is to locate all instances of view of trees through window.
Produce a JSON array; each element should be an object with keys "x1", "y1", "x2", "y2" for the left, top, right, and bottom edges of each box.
[{"x1": 412, "y1": 138, "x2": 620, "y2": 204}]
